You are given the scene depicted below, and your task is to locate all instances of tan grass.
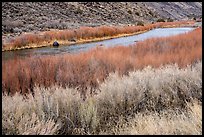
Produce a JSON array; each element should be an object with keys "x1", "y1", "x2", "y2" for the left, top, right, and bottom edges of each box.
[
  {"x1": 103, "y1": 101, "x2": 202, "y2": 135},
  {"x1": 2, "y1": 61, "x2": 202, "y2": 135}
]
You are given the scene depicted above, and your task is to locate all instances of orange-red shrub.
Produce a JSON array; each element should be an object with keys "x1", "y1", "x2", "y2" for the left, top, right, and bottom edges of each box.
[
  {"x1": 2, "y1": 27, "x2": 201, "y2": 96},
  {"x1": 4, "y1": 20, "x2": 195, "y2": 49}
]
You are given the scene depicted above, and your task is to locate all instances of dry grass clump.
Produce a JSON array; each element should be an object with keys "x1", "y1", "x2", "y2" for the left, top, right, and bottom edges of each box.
[
  {"x1": 2, "y1": 27, "x2": 202, "y2": 96},
  {"x1": 96, "y1": 61, "x2": 202, "y2": 115},
  {"x1": 2, "y1": 61, "x2": 202, "y2": 135},
  {"x1": 103, "y1": 100, "x2": 202, "y2": 135},
  {"x1": 3, "y1": 20, "x2": 194, "y2": 50}
]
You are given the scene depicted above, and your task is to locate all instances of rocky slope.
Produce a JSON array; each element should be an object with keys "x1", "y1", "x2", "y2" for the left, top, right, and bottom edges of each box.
[
  {"x1": 146, "y1": 2, "x2": 202, "y2": 20},
  {"x1": 2, "y1": 2, "x2": 202, "y2": 36}
]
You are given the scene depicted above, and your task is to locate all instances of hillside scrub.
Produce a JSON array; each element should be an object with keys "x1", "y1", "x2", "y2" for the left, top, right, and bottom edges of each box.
[
  {"x1": 2, "y1": 20, "x2": 195, "y2": 51},
  {"x1": 2, "y1": 27, "x2": 202, "y2": 96},
  {"x1": 2, "y1": 2, "x2": 202, "y2": 36},
  {"x1": 2, "y1": 61, "x2": 202, "y2": 135}
]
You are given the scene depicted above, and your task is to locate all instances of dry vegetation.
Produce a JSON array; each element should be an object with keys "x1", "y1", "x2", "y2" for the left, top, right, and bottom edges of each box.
[
  {"x1": 2, "y1": 22, "x2": 202, "y2": 135},
  {"x1": 2, "y1": 61, "x2": 202, "y2": 135},
  {"x1": 104, "y1": 100, "x2": 202, "y2": 135},
  {"x1": 2, "y1": 3, "x2": 202, "y2": 135},
  {"x1": 2, "y1": 27, "x2": 202, "y2": 97},
  {"x1": 3, "y1": 20, "x2": 195, "y2": 51}
]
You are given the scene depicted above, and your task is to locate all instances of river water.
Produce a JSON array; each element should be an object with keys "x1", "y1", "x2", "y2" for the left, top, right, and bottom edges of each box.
[{"x1": 2, "y1": 27, "x2": 195, "y2": 61}]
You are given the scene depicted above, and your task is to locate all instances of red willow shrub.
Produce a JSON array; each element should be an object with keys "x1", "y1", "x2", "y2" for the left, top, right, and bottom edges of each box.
[
  {"x1": 4, "y1": 20, "x2": 195, "y2": 50},
  {"x1": 2, "y1": 27, "x2": 201, "y2": 96}
]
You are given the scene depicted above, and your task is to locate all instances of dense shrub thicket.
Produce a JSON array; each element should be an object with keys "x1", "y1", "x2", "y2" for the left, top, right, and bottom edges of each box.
[{"x1": 2, "y1": 27, "x2": 202, "y2": 96}]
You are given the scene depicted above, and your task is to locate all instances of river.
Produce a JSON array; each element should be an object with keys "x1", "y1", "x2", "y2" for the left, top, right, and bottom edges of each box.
[{"x1": 2, "y1": 27, "x2": 195, "y2": 61}]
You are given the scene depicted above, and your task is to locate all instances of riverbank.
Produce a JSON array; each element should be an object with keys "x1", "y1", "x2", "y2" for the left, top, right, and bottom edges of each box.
[
  {"x1": 2, "y1": 21, "x2": 196, "y2": 52},
  {"x1": 2, "y1": 30, "x2": 148, "y2": 52},
  {"x1": 2, "y1": 27, "x2": 201, "y2": 95},
  {"x1": 2, "y1": 26, "x2": 202, "y2": 135}
]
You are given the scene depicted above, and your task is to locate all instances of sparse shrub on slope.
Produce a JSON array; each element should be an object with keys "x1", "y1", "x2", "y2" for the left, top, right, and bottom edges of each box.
[{"x1": 157, "y1": 18, "x2": 166, "y2": 22}]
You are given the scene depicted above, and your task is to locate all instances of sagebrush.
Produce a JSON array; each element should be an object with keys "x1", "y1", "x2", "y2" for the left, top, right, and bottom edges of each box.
[{"x1": 2, "y1": 61, "x2": 202, "y2": 135}]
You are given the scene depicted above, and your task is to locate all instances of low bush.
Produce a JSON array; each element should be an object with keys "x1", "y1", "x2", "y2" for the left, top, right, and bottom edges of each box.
[
  {"x1": 127, "y1": 9, "x2": 132, "y2": 14},
  {"x1": 2, "y1": 61, "x2": 202, "y2": 135},
  {"x1": 2, "y1": 28, "x2": 202, "y2": 96},
  {"x1": 167, "y1": 18, "x2": 174, "y2": 22},
  {"x1": 157, "y1": 18, "x2": 166, "y2": 22},
  {"x1": 137, "y1": 21, "x2": 144, "y2": 26}
]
